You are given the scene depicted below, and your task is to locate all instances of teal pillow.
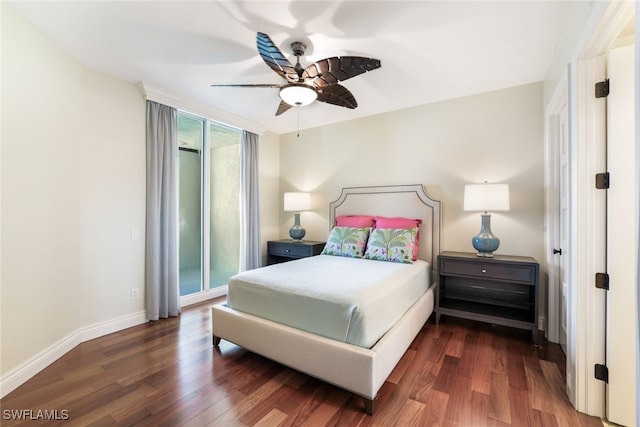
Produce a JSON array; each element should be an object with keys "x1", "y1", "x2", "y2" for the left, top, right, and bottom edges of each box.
[
  {"x1": 364, "y1": 228, "x2": 418, "y2": 263},
  {"x1": 321, "y1": 227, "x2": 370, "y2": 258}
]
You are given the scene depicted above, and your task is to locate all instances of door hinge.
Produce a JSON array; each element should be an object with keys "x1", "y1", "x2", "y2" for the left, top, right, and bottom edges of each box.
[
  {"x1": 595, "y1": 79, "x2": 610, "y2": 98},
  {"x1": 595, "y1": 172, "x2": 610, "y2": 189},
  {"x1": 595, "y1": 272, "x2": 609, "y2": 290},
  {"x1": 595, "y1": 364, "x2": 609, "y2": 383}
]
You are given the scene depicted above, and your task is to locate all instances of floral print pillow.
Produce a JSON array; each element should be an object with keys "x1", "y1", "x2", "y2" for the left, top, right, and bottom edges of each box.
[
  {"x1": 321, "y1": 227, "x2": 370, "y2": 258},
  {"x1": 364, "y1": 228, "x2": 418, "y2": 263}
]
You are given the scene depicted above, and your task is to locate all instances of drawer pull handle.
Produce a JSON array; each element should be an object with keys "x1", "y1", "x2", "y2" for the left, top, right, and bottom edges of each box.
[{"x1": 481, "y1": 269, "x2": 487, "y2": 273}]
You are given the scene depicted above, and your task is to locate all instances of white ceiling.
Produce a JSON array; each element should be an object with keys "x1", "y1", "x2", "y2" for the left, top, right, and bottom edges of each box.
[{"x1": 9, "y1": 1, "x2": 575, "y2": 134}]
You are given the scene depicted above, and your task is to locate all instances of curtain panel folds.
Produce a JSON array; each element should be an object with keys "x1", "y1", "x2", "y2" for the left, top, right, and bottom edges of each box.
[
  {"x1": 145, "y1": 101, "x2": 180, "y2": 320},
  {"x1": 240, "y1": 130, "x2": 261, "y2": 271}
]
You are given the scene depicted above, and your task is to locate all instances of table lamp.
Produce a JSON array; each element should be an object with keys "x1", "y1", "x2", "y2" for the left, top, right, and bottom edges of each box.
[
  {"x1": 284, "y1": 192, "x2": 311, "y2": 240},
  {"x1": 464, "y1": 183, "x2": 510, "y2": 257}
]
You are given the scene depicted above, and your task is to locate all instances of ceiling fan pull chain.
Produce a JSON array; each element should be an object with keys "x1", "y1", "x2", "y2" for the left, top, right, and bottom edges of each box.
[{"x1": 297, "y1": 105, "x2": 300, "y2": 138}]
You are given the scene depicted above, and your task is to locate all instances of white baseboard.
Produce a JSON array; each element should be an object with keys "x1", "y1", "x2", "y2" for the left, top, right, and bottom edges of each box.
[
  {"x1": 180, "y1": 286, "x2": 227, "y2": 307},
  {"x1": 0, "y1": 310, "x2": 147, "y2": 399},
  {"x1": 538, "y1": 315, "x2": 546, "y2": 331}
]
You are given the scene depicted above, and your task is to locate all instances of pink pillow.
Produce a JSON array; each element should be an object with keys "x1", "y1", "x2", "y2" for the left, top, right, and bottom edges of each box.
[
  {"x1": 336, "y1": 215, "x2": 376, "y2": 228},
  {"x1": 375, "y1": 216, "x2": 422, "y2": 229},
  {"x1": 375, "y1": 216, "x2": 423, "y2": 261}
]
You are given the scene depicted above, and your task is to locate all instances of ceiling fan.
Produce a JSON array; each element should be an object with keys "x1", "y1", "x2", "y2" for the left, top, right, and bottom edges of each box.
[{"x1": 211, "y1": 32, "x2": 381, "y2": 116}]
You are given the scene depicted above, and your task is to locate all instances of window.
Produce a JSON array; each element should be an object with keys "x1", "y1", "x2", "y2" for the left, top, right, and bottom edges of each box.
[{"x1": 178, "y1": 112, "x2": 240, "y2": 296}]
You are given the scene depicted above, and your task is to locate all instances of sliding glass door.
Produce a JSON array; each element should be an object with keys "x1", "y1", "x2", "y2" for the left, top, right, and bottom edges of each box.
[
  {"x1": 208, "y1": 125, "x2": 240, "y2": 288},
  {"x1": 178, "y1": 112, "x2": 240, "y2": 297},
  {"x1": 178, "y1": 114, "x2": 203, "y2": 296}
]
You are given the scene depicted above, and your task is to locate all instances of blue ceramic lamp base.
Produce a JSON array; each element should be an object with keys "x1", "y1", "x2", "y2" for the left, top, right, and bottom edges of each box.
[
  {"x1": 289, "y1": 212, "x2": 306, "y2": 240},
  {"x1": 472, "y1": 213, "x2": 500, "y2": 257}
]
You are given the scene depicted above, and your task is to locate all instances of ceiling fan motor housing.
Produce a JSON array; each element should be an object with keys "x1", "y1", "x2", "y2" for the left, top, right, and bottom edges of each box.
[{"x1": 290, "y1": 41, "x2": 307, "y2": 57}]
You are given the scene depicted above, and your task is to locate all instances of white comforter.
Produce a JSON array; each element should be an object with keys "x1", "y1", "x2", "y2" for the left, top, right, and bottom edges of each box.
[{"x1": 227, "y1": 255, "x2": 430, "y2": 348}]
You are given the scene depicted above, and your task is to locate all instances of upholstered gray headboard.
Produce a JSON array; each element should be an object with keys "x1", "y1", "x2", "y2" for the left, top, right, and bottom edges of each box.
[{"x1": 329, "y1": 184, "x2": 441, "y2": 282}]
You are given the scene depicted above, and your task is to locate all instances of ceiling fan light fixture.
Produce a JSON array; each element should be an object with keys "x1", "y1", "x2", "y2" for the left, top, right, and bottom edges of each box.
[{"x1": 279, "y1": 84, "x2": 317, "y2": 107}]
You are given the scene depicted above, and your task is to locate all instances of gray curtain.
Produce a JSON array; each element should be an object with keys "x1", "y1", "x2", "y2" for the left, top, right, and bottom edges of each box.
[
  {"x1": 145, "y1": 101, "x2": 180, "y2": 320},
  {"x1": 239, "y1": 130, "x2": 261, "y2": 271}
]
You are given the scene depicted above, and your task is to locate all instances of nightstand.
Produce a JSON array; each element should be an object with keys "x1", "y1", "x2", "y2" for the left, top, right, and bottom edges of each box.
[
  {"x1": 267, "y1": 239, "x2": 325, "y2": 265},
  {"x1": 436, "y1": 251, "x2": 539, "y2": 343}
]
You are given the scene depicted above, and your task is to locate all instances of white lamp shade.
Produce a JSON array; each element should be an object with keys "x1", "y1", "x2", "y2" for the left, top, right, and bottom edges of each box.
[
  {"x1": 279, "y1": 85, "x2": 318, "y2": 106},
  {"x1": 464, "y1": 183, "x2": 510, "y2": 212},
  {"x1": 284, "y1": 192, "x2": 311, "y2": 212}
]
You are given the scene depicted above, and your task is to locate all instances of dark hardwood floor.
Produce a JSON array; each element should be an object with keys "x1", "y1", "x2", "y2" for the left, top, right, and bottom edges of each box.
[{"x1": 1, "y1": 298, "x2": 603, "y2": 426}]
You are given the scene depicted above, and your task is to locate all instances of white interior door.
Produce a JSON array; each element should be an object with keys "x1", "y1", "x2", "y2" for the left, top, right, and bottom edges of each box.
[
  {"x1": 558, "y1": 102, "x2": 569, "y2": 355},
  {"x1": 606, "y1": 43, "x2": 637, "y2": 427},
  {"x1": 546, "y1": 76, "x2": 568, "y2": 349}
]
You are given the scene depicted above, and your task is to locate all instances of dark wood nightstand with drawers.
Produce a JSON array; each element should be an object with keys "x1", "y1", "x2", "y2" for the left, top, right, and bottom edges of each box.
[
  {"x1": 267, "y1": 239, "x2": 325, "y2": 265},
  {"x1": 436, "y1": 251, "x2": 539, "y2": 344}
]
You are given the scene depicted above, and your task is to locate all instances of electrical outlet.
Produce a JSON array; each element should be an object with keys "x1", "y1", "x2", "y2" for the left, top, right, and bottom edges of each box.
[{"x1": 131, "y1": 288, "x2": 139, "y2": 299}]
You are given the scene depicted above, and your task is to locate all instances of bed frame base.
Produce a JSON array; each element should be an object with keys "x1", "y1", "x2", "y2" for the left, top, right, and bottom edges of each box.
[
  {"x1": 211, "y1": 288, "x2": 433, "y2": 415},
  {"x1": 212, "y1": 333, "x2": 377, "y2": 415},
  {"x1": 211, "y1": 184, "x2": 441, "y2": 415},
  {"x1": 216, "y1": 329, "x2": 379, "y2": 414}
]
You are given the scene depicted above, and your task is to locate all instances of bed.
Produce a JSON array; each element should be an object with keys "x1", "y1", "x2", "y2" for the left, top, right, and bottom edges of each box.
[{"x1": 211, "y1": 184, "x2": 441, "y2": 414}]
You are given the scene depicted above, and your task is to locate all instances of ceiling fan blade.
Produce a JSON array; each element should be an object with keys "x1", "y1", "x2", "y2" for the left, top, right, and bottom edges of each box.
[
  {"x1": 257, "y1": 32, "x2": 298, "y2": 82},
  {"x1": 303, "y1": 56, "x2": 381, "y2": 88},
  {"x1": 317, "y1": 84, "x2": 358, "y2": 109},
  {"x1": 210, "y1": 83, "x2": 282, "y2": 88},
  {"x1": 275, "y1": 100, "x2": 293, "y2": 116}
]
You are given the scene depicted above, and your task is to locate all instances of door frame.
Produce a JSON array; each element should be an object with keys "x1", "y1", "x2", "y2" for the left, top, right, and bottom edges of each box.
[
  {"x1": 605, "y1": 43, "x2": 637, "y2": 426},
  {"x1": 563, "y1": 0, "x2": 635, "y2": 416},
  {"x1": 636, "y1": 4, "x2": 640, "y2": 419}
]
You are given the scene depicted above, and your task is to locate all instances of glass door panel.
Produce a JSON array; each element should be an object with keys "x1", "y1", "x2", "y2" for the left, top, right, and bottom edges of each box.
[
  {"x1": 209, "y1": 124, "x2": 240, "y2": 288},
  {"x1": 178, "y1": 114, "x2": 204, "y2": 296}
]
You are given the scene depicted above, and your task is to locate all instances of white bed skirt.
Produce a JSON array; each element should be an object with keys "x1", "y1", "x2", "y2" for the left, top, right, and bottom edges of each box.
[{"x1": 211, "y1": 285, "x2": 434, "y2": 412}]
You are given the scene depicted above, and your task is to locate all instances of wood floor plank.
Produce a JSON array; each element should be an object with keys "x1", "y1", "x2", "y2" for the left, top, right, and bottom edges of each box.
[
  {"x1": 433, "y1": 354, "x2": 459, "y2": 394},
  {"x1": 254, "y1": 408, "x2": 288, "y2": 427},
  {"x1": 0, "y1": 302, "x2": 604, "y2": 426},
  {"x1": 240, "y1": 365, "x2": 302, "y2": 425},
  {"x1": 406, "y1": 335, "x2": 436, "y2": 376},
  {"x1": 506, "y1": 342, "x2": 529, "y2": 391},
  {"x1": 417, "y1": 388, "x2": 448, "y2": 425},
  {"x1": 526, "y1": 365, "x2": 557, "y2": 414},
  {"x1": 179, "y1": 389, "x2": 246, "y2": 427},
  {"x1": 394, "y1": 398, "x2": 426, "y2": 425},
  {"x1": 66, "y1": 382, "x2": 156, "y2": 427},
  {"x1": 442, "y1": 368, "x2": 474, "y2": 425},
  {"x1": 290, "y1": 387, "x2": 350, "y2": 426},
  {"x1": 488, "y1": 372, "x2": 511, "y2": 424},
  {"x1": 469, "y1": 389, "x2": 490, "y2": 426},
  {"x1": 409, "y1": 366, "x2": 436, "y2": 403},
  {"x1": 283, "y1": 382, "x2": 335, "y2": 426},
  {"x1": 444, "y1": 323, "x2": 467, "y2": 357}
]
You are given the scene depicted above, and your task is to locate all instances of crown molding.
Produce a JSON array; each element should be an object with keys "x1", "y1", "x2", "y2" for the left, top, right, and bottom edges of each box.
[{"x1": 137, "y1": 82, "x2": 268, "y2": 135}]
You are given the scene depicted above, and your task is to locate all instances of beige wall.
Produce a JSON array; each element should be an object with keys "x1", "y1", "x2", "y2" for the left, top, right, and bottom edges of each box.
[
  {"x1": 542, "y1": 1, "x2": 594, "y2": 106},
  {"x1": 1, "y1": 5, "x2": 147, "y2": 375},
  {"x1": 279, "y1": 82, "x2": 545, "y2": 267}
]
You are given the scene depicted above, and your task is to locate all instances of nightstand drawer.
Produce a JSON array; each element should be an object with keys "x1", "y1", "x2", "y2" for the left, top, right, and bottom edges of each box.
[
  {"x1": 440, "y1": 258, "x2": 536, "y2": 285},
  {"x1": 268, "y1": 241, "x2": 311, "y2": 257},
  {"x1": 267, "y1": 240, "x2": 325, "y2": 265}
]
